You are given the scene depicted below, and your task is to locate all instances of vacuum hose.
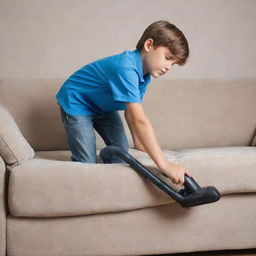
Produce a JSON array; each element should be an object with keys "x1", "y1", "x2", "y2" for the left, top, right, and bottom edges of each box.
[{"x1": 100, "y1": 145, "x2": 221, "y2": 208}]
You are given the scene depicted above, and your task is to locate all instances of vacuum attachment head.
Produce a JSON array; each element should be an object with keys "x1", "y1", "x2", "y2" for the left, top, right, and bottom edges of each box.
[{"x1": 100, "y1": 145, "x2": 221, "y2": 208}]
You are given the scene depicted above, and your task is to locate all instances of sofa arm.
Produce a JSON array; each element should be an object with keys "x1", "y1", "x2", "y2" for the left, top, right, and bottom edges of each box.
[
  {"x1": 0, "y1": 103, "x2": 35, "y2": 166},
  {"x1": 0, "y1": 156, "x2": 7, "y2": 256}
]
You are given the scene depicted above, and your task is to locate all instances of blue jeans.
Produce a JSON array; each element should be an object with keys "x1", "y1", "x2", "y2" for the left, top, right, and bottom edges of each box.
[{"x1": 59, "y1": 106, "x2": 129, "y2": 163}]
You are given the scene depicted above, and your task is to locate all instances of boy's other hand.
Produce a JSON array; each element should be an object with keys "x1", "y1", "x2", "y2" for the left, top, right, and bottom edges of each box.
[{"x1": 159, "y1": 161, "x2": 192, "y2": 185}]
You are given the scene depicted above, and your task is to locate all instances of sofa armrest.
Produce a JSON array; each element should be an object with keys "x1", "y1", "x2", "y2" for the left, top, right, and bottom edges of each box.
[
  {"x1": 0, "y1": 103, "x2": 35, "y2": 166},
  {"x1": 0, "y1": 156, "x2": 7, "y2": 256}
]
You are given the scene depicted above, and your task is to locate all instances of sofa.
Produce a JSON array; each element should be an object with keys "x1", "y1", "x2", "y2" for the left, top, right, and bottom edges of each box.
[{"x1": 0, "y1": 78, "x2": 256, "y2": 256}]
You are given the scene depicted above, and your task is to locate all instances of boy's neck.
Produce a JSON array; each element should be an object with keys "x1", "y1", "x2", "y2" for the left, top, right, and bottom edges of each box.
[{"x1": 139, "y1": 49, "x2": 149, "y2": 76}]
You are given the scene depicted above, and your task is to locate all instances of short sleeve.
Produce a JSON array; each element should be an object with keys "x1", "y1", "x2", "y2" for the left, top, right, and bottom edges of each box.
[{"x1": 108, "y1": 67, "x2": 142, "y2": 103}]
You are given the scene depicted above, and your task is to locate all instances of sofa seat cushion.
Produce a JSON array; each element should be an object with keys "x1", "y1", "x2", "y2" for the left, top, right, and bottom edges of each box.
[
  {"x1": 8, "y1": 147, "x2": 256, "y2": 218},
  {"x1": 32, "y1": 148, "x2": 177, "y2": 164}
]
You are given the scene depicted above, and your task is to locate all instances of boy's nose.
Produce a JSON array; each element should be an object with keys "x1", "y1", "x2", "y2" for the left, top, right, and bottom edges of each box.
[{"x1": 166, "y1": 61, "x2": 175, "y2": 71}]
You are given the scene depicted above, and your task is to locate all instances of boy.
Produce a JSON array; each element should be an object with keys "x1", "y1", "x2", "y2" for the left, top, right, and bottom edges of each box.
[{"x1": 56, "y1": 20, "x2": 192, "y2": 185}]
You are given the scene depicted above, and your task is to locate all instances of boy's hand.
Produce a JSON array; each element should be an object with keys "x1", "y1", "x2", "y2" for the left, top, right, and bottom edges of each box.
[{"x1": 159, "y1": 161, "x2": 192, "y2": 185}]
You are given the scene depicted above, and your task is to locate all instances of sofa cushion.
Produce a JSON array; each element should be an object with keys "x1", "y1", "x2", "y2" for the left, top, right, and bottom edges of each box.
[
  {"x1": 0, "y1": 104, "x2": 34, "y2": 166},
  {"x1": 1, "y1": 79, "x2": 256, "y2": 151},
  {"x1": 33, "y1": 148, "x2": 177, "y2": 164},
  {"x1": 8, "y1": 146, "x2": 256, "y2": 218}
]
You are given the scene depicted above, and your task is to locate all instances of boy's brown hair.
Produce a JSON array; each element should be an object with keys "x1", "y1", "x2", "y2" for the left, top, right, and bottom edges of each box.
[{"x1": 136, "y1": 21, "x2": 189, "y2": 66}]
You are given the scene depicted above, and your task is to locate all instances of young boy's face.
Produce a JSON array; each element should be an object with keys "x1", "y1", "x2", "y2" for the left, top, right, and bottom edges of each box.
[{"x1": 141, "y1": 39, "x2": 178, "y2": 78}]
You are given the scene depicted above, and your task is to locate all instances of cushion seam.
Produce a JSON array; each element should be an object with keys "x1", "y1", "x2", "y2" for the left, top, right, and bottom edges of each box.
[{"x1": 0, "y1": 134, "x2": 19, "y2": 165}]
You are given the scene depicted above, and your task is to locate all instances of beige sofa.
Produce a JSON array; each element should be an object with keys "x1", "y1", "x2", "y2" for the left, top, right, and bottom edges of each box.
[{"x1": 0, "y1": 78, "x2": 256, "y2": 256}]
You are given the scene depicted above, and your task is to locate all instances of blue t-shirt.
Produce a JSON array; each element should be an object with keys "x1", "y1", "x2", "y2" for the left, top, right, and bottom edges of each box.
[{"x1": 56, "y1": 49, "x2": 151, "y2": 116}]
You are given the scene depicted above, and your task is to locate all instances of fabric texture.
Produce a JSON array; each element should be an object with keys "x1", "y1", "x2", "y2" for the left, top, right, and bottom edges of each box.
[
  {"x1": 0, "y1": 79, "x2": 255, "y2": 151},
  {"x1": 56, "y1": 49, "x2": 151, "y2": 116},
  {"x1": 7, "y1": 194, "x2": 256, "y2": 256},
  {"x1": 0, "y1": 103, "x2": 34, "y2": 166},
  {"x1": 8, "y1": 146, "x2": 256, "y2": 217},
  {"x1": 0, "y1": 156, "x2": 6, "y2": 256}
]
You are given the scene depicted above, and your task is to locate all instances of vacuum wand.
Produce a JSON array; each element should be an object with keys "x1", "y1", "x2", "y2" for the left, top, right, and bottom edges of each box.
[{"x1": 100, "y1": 145, "x2": 221, "y2": 208}]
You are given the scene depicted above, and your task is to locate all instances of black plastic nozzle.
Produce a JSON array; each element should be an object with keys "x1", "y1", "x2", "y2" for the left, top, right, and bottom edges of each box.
[{"x1": 100, "y1": 145, "x2": 221, "y2": 208}]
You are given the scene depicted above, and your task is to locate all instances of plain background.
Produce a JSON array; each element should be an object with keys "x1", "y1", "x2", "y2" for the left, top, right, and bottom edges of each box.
[{"x1": 0, "y1": 0, "x2": 256, "y2": 80}]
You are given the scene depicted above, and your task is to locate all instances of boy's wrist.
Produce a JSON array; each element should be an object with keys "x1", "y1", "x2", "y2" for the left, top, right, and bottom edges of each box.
[
  {"x1": 156, "y1": 154, "x2": 170, "y2": 170},
  {"x1": 157, "y1": 156, "x2": 174, "y2": 171}
]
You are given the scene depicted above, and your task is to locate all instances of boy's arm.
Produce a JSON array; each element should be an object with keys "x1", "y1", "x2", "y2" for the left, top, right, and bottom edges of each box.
[
  {"x1": 124, "y1": 110, "x2": 146, "y2": 152},
  {"x1": 124, "y1": 102, "x2": 192, "y2": 185},
  {"x1": 124, "y1": 103, "x2": 169, "y2": 169}
]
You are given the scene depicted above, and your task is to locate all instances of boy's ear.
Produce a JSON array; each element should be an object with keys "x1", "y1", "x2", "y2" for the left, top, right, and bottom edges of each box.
[{"x1": 144, "y1": 38, "x2": 154, "y2": 51}]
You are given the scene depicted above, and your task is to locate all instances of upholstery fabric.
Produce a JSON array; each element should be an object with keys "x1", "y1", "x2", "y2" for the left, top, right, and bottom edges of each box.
[
  {"x1": 8, "y1": 146, "x2": 256, "y2": 217},
  {"x1": 0, "y1": 103, "x2": 34, "y2": 166},
  {"x1": 0, "y1": 157, "x2": 6, "y2": 256},
  {"x1": 7, "y1": 194, "x2": 256, "y2": 256},
  {"x1": 0, "y1": 79, "x2": 256, "y2": 151}
]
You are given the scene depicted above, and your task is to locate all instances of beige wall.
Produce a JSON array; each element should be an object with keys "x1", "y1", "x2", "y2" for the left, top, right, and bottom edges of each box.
[{"x1": 0, "y1": 0, "x2": 255, "y2": 80}]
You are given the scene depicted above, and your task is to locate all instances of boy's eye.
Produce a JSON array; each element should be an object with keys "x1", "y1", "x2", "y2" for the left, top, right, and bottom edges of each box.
[{"x1": 166, "y1": 56, "x2": 173, "y2": 60}]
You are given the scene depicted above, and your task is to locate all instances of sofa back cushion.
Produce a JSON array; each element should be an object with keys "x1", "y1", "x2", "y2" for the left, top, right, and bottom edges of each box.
[
  {"x1": 0, "y1": 103, "x2": 35, "y2": 165},
  {"x1": 144, "y1": 79, "x2": 256, "y2": 150},
  {"x1": 0, "y1": 78, "x2": 255, "y2": 151}
]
